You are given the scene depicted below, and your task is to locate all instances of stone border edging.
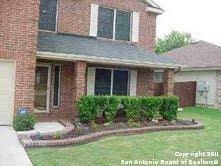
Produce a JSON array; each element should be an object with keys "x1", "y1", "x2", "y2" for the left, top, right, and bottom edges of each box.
[{"x1": 18, "y1": 121, "x2": 204, "y2": 148}]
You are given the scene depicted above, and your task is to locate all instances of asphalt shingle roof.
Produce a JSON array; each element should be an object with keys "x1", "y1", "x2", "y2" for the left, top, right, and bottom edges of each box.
[
  {"x1": 37, "y1": 32, "x2": 178, "y2": 68},
  {"x1": 164, "y1": 41, "x2": 221, "y2": 69}
]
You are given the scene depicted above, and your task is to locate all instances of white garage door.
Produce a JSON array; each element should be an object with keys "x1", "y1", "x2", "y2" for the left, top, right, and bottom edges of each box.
[{"x1": 0, "y1": 61, "x2": 15, "y2": 125}]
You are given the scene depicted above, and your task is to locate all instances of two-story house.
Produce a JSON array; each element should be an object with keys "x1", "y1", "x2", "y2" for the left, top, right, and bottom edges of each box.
[{"x1": 0, "y1": 0, "x2": 180, "y2": 124}]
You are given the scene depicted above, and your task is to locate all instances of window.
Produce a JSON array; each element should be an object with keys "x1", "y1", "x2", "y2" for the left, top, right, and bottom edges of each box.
[
  {"x1": 97, "y1": 7, "x2": 131, "y2": 41},
  {"x1": 39, "y1": 0, "x2": 58, "y2": 31},
  {"x1": 97, "y1": 8, "x2": 114, "y2": 39},
  {"x1": 53, "y1": 65, "x2": 61, "y2": 107},
  {"x1": 95, "y1": 69, "x2": 129, "y2": 95},
  {"x1": 154, "y1": 72, "x2": 164, "y2": 83}
]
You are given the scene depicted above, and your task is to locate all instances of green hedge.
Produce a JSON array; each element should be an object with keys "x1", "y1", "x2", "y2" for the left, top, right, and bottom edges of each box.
[
  {"x1": 78, "y1": 96, "x2": 179, "y2": 123},
  {"x1": 13, "y1": 114, "x2": 36, "y2": 131}
]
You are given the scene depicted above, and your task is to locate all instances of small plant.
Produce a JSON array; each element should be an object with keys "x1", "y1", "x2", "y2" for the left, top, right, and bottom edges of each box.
[
  {"x1": 52, "y1": 131, "x2": 63, "y2": 140},
  {"x1": 127, "y1": 119, "x2": 141, "y2": 128},
  {"x1": 13, "y1": 113, "x2": 36, "y2": 131}
]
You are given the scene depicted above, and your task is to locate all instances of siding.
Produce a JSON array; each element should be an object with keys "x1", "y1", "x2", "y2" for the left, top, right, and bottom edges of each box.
[{"x1": 174, "y1": 71, "x2": 217, "y2": 107}]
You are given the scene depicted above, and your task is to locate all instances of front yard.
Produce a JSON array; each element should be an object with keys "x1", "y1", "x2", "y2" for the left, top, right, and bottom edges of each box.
[{"x1": 27, "y1": 107, "x2": 221, "y2": 166}]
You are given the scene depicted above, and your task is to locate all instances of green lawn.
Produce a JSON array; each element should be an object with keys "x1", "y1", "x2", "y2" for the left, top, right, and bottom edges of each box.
[{"x1": 27, "y1": 107, "x2": 221, "y2": 166}]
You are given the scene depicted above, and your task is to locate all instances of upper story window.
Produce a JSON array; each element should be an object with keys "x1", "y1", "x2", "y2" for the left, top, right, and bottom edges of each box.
[
  {"x1": 97, "y1": 7, "x2": 131, "y2": 41},
  {"x1": 39, "y1": 0, "x2": 58, "y2": 32}
]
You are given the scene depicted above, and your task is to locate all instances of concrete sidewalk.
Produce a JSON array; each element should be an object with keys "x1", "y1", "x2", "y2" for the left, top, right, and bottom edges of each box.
[{"x1": 0, "y1": 126, "x2": 32, "y2": 166}]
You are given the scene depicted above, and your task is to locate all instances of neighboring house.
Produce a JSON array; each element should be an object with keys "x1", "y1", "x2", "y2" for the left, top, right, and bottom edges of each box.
[
  {"x1": 0, "y1": 0, "x2": 180, "y2": 125},
  {"x1": 164, "y1": 41, "x2": 221, "y2": 109}
]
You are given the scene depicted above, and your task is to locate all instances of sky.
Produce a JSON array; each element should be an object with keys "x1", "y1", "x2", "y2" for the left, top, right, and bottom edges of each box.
[{"x1": 154, "y1": 0, "x2": 221, "y2": 46}]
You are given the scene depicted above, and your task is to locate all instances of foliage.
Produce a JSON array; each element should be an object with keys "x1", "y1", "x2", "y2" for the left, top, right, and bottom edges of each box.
[
  {"x1": 27, "y1": 107, "x2": 221, "y2": 166},
  {"x1": 155, "y1": 31, "x2": 194, "y2": 54},
  {"x1": 78, "y1": 96, "x2": 121, "y2": 123},
  {"x1": 13, "y1": 114, "x2": 36, "y2": 131},
  {"x1": 78, "y1": 96, "x2": 179, "y2": 123},
  {"x1": 159, "y1": 96, "x2": 179, "y2": 121}
]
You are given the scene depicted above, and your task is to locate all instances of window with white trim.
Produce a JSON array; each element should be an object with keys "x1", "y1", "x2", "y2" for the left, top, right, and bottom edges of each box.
[
  {"x1": 95, "y1": 68, "x2": 129, "y2": 95},
  {"x1": 97, "y1": 7, "x2": 131, "y2": 41},
  {"x1": 53, "y1": 65, "x2": 61, "y2": 107},
  {"x1": 154, "y1": 72, "x2": 164, "y2": 83}
]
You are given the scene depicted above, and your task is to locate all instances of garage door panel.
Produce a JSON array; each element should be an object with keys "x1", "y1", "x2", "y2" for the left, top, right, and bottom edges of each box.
[{"x1": 0, "y1": 61, "x2": 15, "y2": 125}]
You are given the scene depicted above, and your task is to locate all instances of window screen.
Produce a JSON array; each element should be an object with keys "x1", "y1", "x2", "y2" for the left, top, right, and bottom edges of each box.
[
  {"x1": 97, "y1": 7, "x2": 114, "y2": 39},
  {"x1": 95, "y1": 69, "x2": 112, "y2": 95},
  {"x1": 154, "y1": 72, "x2": 164, "y2": 83},
  {"x1": 39, "y1": 0, "x2": 57, "y2": 31},
  {"x1": 53, "y1": 65, "x2": 61, "y2": 106},
  {"x1": 115, "y1": 11, "x2": 131, "y2": 41},
  {"x1": 113, "y1": 70, "x2": 129, "y2": 95}
]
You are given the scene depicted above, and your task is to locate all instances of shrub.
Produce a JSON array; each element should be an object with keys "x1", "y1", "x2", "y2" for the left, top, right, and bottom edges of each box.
[
  {"x1": 13, "y1": 114, "x2": 36, "y2": 131},
  {"x1": 78, "y1": 96, "x2": 121, "y2": 123},
  {"x1": 159, "y1": 96, "x2": 179, "y2": 121},
  {"x1": 78, "y1": 95, "x2": 179, "y2": 123},
  {"x1": 121, "y1": 97, "x2": 140, "y2": 121},
  {"x1": 140, "y1": 97, "x2": 162, "y2": 121},
  {"x1": 78, "y1": 95, "x2": 100, "y2": 123}
]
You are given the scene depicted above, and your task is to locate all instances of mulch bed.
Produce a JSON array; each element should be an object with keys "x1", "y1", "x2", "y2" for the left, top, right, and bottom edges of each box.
[{"x1": 30, "y1": 119, "x2": 197, "y2": 141}]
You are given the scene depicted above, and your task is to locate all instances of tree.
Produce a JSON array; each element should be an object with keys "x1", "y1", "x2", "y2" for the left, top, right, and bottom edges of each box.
[{"x1": 155, "y1": 31, "x2": 194, "y2": 54}]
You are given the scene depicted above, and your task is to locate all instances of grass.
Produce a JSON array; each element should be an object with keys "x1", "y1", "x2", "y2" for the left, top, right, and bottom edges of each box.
[{"x1": 27, "y1": 107, "x2": 221, "y2": 166}]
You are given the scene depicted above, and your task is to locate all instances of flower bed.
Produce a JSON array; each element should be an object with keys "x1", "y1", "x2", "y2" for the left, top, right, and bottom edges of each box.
[{"x1": 18, "y1": 119, "x2": 204, "y2": 148}]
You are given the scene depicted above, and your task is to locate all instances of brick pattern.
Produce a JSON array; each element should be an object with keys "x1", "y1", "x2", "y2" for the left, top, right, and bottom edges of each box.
[
  {"x1": 164, "y1": 69, "x2": 175, "y2": 96},
  {"x1": 19, "y1": 121, "x2": 204, "y2": 148},
  {"x1": 57, "y1": 0, "x2": 157, "y2": 51},
  {"x1": 0, "y1": 0, "x2": 40, "y2": 114},
  {"x1": 137, "y1": 68, "x2": 155, "y2": 96}
]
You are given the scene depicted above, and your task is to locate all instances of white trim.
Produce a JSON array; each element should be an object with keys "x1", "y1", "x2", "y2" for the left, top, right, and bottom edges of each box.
[
  {"x1": 181, "y1": 67, "x2": 221, "y2": 72},
  {"x1": 146, "y1": 6, "x2": 164, "y2": 14},
  {"x1": 129, "y1": 70, "x2": 137, "y2": 96},
  {"x1": 87, "y1": 67, "x2": 96, "y2": 95},
  {"x1": 113, "y1": 9, "x2": 117, "y2": 40},
  {"x1": 37, "y1": 51, "x2": 181, "y2": 69},
  {"x1": 90, "y1": 4, "x2": 99, "y2": 37},
  {"x1": 34, "y1": 63, "x2": 51, "y2": 113},
  {"x1": 52, "y1": 64, "x2": 61, "y2": 107},
  {"x1": 132, "y1": 11, "x2": 140, "y2": 42}
]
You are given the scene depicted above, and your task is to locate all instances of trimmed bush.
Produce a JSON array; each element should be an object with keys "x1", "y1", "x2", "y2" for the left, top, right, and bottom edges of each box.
[
  {"x1": 13, "y1": 114, "x2": 36, "y2": 131},
  {"x1": 121, "y1": 97, "x2": 141, "y2": 121},
  {"x1": 78, "y1": 95, "x2": 179, "y2": 123},
  {"x1": 78, "y1": 95, "x2": 121, "y2": 123},
  {"x1": 140, "y1": 96, "x2": 162, "y2": 121},
  {"x1": 159, "y1": 96, "x2": 179, "y2": 121}
]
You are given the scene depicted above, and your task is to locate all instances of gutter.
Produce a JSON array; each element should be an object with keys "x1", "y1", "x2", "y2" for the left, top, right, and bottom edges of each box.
[
  {"x1": 37, "y1": 51, "x2": 182, "y2": 69},
  {"x1": 181, "y1": 67, "x2": 221, "y2": 71}
]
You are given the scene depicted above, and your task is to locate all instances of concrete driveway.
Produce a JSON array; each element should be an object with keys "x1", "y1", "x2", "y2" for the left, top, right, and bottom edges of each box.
[{"x1": 0, "y1": 126, "x2": 32, "y2": 166}]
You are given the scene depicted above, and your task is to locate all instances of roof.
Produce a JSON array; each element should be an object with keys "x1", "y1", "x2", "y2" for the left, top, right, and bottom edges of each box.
[
  {"x1": 164, "y1": 41, "x2": 221, "y2": 70},
  {"x1": 37, "y1": 32, "x2": 179, "y2": 69}
]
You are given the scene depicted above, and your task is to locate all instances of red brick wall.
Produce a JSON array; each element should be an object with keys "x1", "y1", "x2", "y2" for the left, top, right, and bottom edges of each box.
[
  {"x1": 137, "y1": 68, "x2": 155, "y2": 96},
  {"x1": 57, "y1": 0, "x2": 157, "y2": 51},
  {"x1": 0, "y1": 0, "x2": 40, "y2": 114},
  {"x1": 164, "y1": 69, "x2": 175, "y2": 96}
]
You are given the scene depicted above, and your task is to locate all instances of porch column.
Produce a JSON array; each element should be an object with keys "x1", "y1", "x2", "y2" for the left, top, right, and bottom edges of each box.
[
  {"x1": 137, "y1": 68, "x2": 155, "y2": 96},
  {"x1": 164, "y1": 69, "x2": 175, "y2": 96},
  {"x1": 74, "y1": 61, "x2": 87, "y2": 116}
]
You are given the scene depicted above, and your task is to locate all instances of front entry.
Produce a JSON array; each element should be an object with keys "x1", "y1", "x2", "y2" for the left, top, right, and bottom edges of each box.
[{"x1": 34, "y1": 64, "x2": 51, "y2": 112}]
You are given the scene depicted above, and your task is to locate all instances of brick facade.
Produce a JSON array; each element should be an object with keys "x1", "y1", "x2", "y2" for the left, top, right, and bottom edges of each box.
[
  {"x1": 0, "y1": 0, "x2": 40, "y2": 114},
  {"x1": 164, "y1": 69, "x2": 175, "y2": 96},
  {"x1": 57, "y1": 0, "x2": 157, "y2": 51},
  {"x1": 137, "y1": 68, "x2": 155, "y2": 96}
]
